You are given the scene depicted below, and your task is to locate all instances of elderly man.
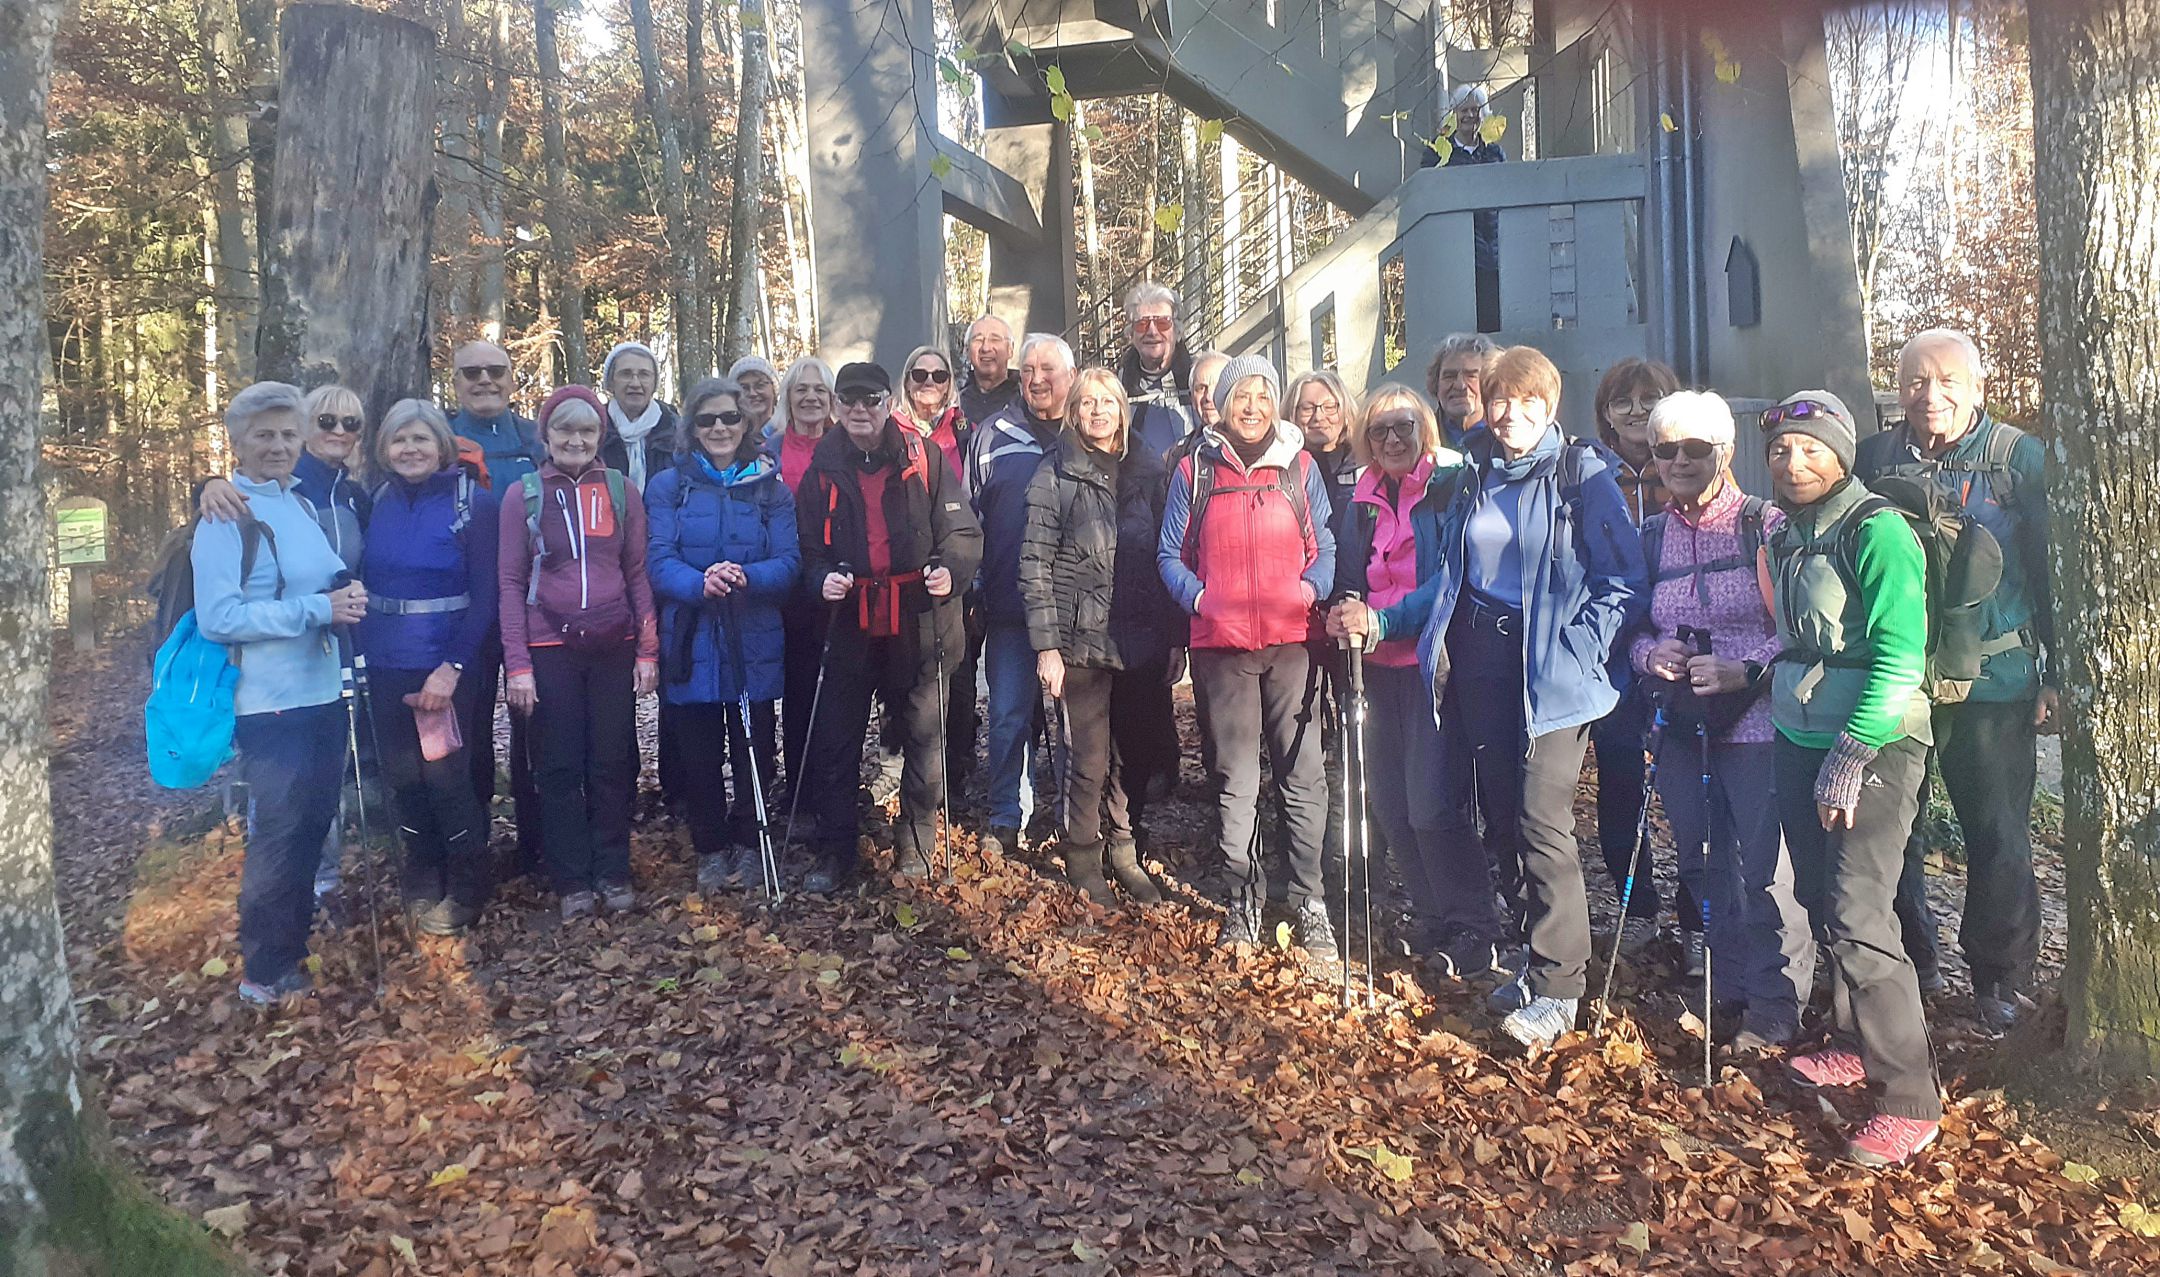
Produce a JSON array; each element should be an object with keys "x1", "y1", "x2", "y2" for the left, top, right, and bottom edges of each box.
[
  {"x1": 960, "y1": 315, "x2": 1021, "y2": 427},
  {"x1": 968, "y1": 334, "x2": 1077, "y2": 858},
  {"x1": 1419, "y1": 86, "x2": 1505, "y2": 332},
  {"x1": 1116, "y1": 282, "x2": 1196, "y2": 460},
  {"x1": 448, "y1": 340, "x2": 542, "y2": 487},
  {"x1": 1857, "y1": 328, "x2": 2058, "y2": 1034},
  {"x1": 1424, "y1": 332, "x2": 1497, "y2": 450}
]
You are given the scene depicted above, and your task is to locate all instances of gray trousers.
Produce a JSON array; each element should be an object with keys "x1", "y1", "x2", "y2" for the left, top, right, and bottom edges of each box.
[
  {"x1": 1365, "y1": 661, "x2": 1499, "y2": 950},
  {"x1": 1191, "y1": 644, "x2": 1329, "y2": 910},
  {"x1": 1777, "y1": 734, "x2": 1942, "y2": 1122},
  {"x1": 1662, "y1": 735, "x2": 1814, "y2": 1037}
]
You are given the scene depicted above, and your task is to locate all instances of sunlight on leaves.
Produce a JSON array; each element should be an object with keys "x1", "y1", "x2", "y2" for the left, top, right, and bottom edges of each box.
[
  {"x1": 1480, "y1": 114, "x2": 1508, "y2": 143},
  {"x1": 428, "y1": 1163, "x2": 469, "y2": 1188}
]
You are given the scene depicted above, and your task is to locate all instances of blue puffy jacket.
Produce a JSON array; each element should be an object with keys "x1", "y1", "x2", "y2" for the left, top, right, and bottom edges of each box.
[
  {"x1": 355, "y1": 470, "x2": 501, "y2": 673},
  {"x1": 1374, "y1": 425, "x2": 1645, "y2": 738},
  {"x1": 645, "y1": 452, "x2": 800, "y2": 705}
]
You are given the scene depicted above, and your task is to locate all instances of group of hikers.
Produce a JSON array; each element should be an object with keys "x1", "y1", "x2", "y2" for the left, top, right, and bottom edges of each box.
[{"x1": 169, "y1": 275, "x2": 2055, "y2": 1170}]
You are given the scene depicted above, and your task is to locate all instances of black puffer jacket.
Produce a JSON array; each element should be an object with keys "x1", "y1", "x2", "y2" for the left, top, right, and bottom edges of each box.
[{"x1": 1018, "y1": 432, "x2": 1184, "y2": 670}]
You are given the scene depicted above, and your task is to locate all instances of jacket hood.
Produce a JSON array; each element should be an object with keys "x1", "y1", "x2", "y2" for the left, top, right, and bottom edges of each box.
[{"x1": 1200, "y1": 420, "x2": 1308, "y2": 472}]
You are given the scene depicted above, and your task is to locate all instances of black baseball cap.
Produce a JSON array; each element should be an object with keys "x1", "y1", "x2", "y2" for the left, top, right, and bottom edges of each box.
[{"x1": 833, "y1": 362, "x2": 891, "y2": 398}]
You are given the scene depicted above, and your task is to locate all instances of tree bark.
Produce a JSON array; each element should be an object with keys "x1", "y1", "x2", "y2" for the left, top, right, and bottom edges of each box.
[
  {"x1": 1137, "y1": 95, "x2": 1161, "y2": 270},
  {"x1": 2030, "y1": 0, "x2": 2160, "y2": 1076},
  {"x1": 627, "y1": 0, "x2": 701, "y2": 384},
  {"x1": 534, "y1": 0, "x2": 587, "y2": 384},
  {"x1": 257, "y1": 6, "x2": 438, "y2": 436},
  {"x1": 719, "y1": 0, "x2": 770, "y2": 364},
  {"x1": 0, "y1": 0, "x2": 83, "y2": 1253},
  {"x1": 438, "y1": 0, "x2": 478, "y2": 325},
  {"x1": 476, "y1": 0, "x2": 509, "y2": 340},
  {"x1": 1075, "y1": 101, "x2": 1105, "y2": 345},
  {"x1": 197, "y1": 0, "x2": 261, "y2": 393},
  {"x1": 684, "y1": 0, "x2": 713, "y2": 382}
]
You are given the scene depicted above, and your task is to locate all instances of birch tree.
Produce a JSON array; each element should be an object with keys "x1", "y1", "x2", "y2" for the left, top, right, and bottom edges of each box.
[
  {"x1": 627, "y1": 0, "x2": 703, "y2": 381},
  {"x1": 719, "y1": 0, "x2": 770, "y2": 363}
]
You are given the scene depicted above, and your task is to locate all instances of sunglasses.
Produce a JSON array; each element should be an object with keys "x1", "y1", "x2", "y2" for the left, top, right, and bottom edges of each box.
[
  {"x1": 1366, "y1": 414, "x2": 1420, "y2": 441},
  {"x1": 1760, "y1": 400, "x2": 1836, "y2": 431},
  {"x1": 457, "y1": 363, "x2": 509, "y2": 382},
  {"x1": 1652, "y1": 438, "x2": 1719, "y2": 461},
  {"x1": 315, "y1": 414, "x2": 363, "y2": 434},
  {"x1": 908, "y1": 367, "x2": 953, "y2": 385},
  {"x1": 837, "y1": 391, "x2": 886, "y2": 409},
  {"x1": 694, "y1": 410, "x2": 746, "y2": 429},
  {"x1": 1133, "y1": 316, "x2": 1174, "y2": 335}
]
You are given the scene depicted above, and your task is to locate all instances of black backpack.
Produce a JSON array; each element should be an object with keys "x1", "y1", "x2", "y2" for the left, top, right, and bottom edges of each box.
[{"x1": 144, "y1": 515, "x2": 281, "y2": 660}]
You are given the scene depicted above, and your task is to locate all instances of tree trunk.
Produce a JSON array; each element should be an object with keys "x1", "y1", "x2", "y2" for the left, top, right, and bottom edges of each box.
[
  {"x1": 534, "y1": 0, "x2": 587, "y2": 384},
  {"x1": 476, "y1": 0, "x2": 509, "y2": 340},
  {"x1": 2030, "y1": 0, "x2": 2160, "y2": 1076},
  {"x1": 684, "y1": 0, "x2": 714, "y2": 382},
  {"x1": 197, "y1": 0, "x2": 260, "y2": 393},
  {"x1": 0, "y1": 0, "x2": 84, "y2": 1254},
  {"x1": 1075, "y1": 101, "x2": 1105, "y2": 347},
  {"x1": 256, "y1": 6, "x2": 438, "y2": 435},
  {"x1": 437, "y1": 0, "x2": 478, "y2": 325},
  {"x1": 627, "y1": 0, "x2": 701, "y2": 383},
  {"x1": 719, "y1": 0, "x2": 770, "y2": 364},
  {"x1": 1179, "y1": 114, "x2": 1207, "y2": 334},
  {"x1": 771, "y1": 68, "x2": 818, "y2": 350}
]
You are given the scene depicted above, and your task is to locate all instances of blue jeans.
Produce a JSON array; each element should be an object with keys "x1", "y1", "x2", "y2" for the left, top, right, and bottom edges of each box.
[
  {"x1": 982, "y1": 620, "x2": 1039, "y2": 831},
  {"x1": 237, "y1": 701, "x2": 348, "y2": 985}
]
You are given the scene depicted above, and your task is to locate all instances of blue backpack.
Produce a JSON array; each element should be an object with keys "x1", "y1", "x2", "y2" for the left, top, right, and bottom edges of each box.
[{"x1": 145, "y1": 612, "x2": 239, "y2": 789}]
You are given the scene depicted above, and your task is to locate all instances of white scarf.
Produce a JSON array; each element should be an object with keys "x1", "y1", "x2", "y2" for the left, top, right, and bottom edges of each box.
[{"x1": 608, "y1": 399, "x2": 664, "y2": 488}]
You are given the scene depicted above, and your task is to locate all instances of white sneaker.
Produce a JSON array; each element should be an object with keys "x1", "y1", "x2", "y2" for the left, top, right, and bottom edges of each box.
[{"x1": 1502, "y1": 996, "x2": 1580, "y2": 1050}]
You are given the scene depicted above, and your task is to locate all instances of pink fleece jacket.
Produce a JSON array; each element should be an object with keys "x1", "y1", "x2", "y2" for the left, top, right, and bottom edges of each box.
[{"x1": 1627, "y1": 480, "x2": 1785, "y2": 744}]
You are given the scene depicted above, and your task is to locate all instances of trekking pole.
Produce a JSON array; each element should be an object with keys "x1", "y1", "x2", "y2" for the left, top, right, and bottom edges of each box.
[
  {"x1": 1594, "y1": 703, "x2": 1667, "y2": 1034},
  {"x1": 927, "y1": 554, "x2": 953, "y2": 881},
  {"x1": 1698, "y1": 718, "x2": 1714, "y2": 1090},
  {"x1": 781, "y1": 563, "x2": 850, "y2": 859},
  {"x1": 1343, "y1": 621, "x2": 1375, "y2": 1010},
  {"x1": 1332, "y1": 595, "x2": 1362, "y2": 1008},
  {"x1": 725, "y1": 593, "x2": 784, "y2": 906},
  {"x1": 340, "y1": 659, "x2": 387, "y2": 996}
]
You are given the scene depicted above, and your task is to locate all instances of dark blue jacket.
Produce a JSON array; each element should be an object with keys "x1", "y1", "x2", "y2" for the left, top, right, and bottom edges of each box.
[
  {"x1": 645, "y1": 452, "x2": 799, "y2": 705},
  {"x1": 967, "y1": 406, "x2": 1061, "y2": 624},
  {"x1": 1375, "y1": 426, "x2": 1645, "y2": 737},
  {"x1": 355, "y1": 470, "x2": 501, "y2": 672},
  {"x1": 292, "y1": 449, "x2": 369, "y2": 571},
  {"x1": 449, "y1": 407, "x2": 543, "y2": 489}
]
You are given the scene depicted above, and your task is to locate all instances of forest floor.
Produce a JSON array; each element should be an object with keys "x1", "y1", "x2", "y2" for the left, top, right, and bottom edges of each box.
[{"x1": 49, "y1": 634, "x2": 2160, "y2": 1276}]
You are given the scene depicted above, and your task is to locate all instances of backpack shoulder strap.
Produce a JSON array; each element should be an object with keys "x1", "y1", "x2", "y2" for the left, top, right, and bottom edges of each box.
[
  {"x1": 1639, "y1": 512, "x2": 1667, "y2": 582},
  {"x1": 521, "y1": 469, "x2": 543, "y2": 522},
  {"x1": 1832, "y1": 495, "x2": 1898, "y2": 585},
  {"x1": 604, "y1": 468, "x2": 628, "y2": 520},
  {"x1": 1738, "y1": 496, "x2": 1769, "y2": 562},
  {"x1": 1280, "y1": 451, "x2": 1315, "y2": 545},
  {"x1": 1982, "y1": 421, "x2": 2025, "y2": 508}
]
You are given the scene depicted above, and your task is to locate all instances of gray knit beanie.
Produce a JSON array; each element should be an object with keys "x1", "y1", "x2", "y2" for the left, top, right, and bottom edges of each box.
[
  {"x1": 1211, "y1": 354, "x2": 1282, "y2": 421},
  {"x1": 728, "y1": 355, "x2": 779, "y2": 383},
  {"x1": 1763, "y1": 389, "x2": 1857, "y2": 474}
]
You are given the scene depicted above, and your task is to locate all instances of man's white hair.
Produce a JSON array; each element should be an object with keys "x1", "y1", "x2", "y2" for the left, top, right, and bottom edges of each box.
[
  {"x1": 1899, "y1": 327, "x2": 1985, "y2": 381},
  {"x1": 1122, "y1": 281, "x2": 1182, "y2": 330},
  {"x1": 1449, "y1": 83, "x2": 1490, "y2": 112},
  {"x1": 1019, "y1": 332, "x2": 1076, "y2": 372},
  {"x1": 965, "y1": 314, "x2": 1013, "y2": 345},
  {"x1": 225, "y1": 381, "x2": 305, "y2": 438}
]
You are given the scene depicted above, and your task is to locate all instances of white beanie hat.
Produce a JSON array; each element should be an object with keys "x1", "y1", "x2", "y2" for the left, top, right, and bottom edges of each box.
[
  {"x1": 601, "y1": 340, "x2": 659, "y2": 384},
  {"x1": 728, "y1": 355, "x2": 779, "y2": 383},
  {"x1": 1211, "y1": 354, "x2": 1282, "y2": 420}
]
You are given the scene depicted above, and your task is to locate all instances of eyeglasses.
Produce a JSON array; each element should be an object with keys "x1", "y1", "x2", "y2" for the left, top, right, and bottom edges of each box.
[
  {"x1": 837, "y1": 391, "x2": 886, "y2": 409},
  {"x1": 1606, "y1": 396, "x2": 1660, "y2": 416},
  {"x1": 1133, "y1": 316, "x2": 1174, "y2": 335},
  {"x1": 457, "y1": 363, "x2": 509, "y2": 382},
  {"x1": 1651, "y1": 438, "x2": 1719, "y2": 461},
  {"x1": 1760, "y1": 400, "x2": 1836, "y2": 431},
  {"x1": 908, "y1": 367, "x2": 953, "y2": 385},
  {"x1": 1366, "y1": 414, "x2": 1420, "y2": 441},
  {"x1": 694, "y1": 410, "x2": 746, "y2": 429},
  {"x1": 315, "y1": 414, "x2": 362, "y2": 434}
]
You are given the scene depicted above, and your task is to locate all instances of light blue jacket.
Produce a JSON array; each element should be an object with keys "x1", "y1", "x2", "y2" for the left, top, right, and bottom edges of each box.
[{"x1": 190, "y1": 474, "x2": 348, "y2": 716}]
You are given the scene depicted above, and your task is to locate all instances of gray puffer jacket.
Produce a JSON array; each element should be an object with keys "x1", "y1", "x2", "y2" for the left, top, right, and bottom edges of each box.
[{"x1": 1018, "y1": 432, "x2": 1183, "y2": 670}]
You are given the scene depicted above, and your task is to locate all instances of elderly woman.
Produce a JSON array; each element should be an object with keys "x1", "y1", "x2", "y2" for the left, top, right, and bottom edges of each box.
[
  {"x1": 600, "y1": 340, "x2": 676, "y2": 489},
  {"x1": 1331, "y1": 347, "x2": 1642, "y2": 1049},
  {"x1": 769, "y1": 355, "x2": 836, "y2": 790},
  {"x1": 192, "y1": 382, "x2": 370, "y2": 1004},
  {"x1": 1589, "y1": 357, "x2": 1684, "y2": 956},
  {"x1": 357, "y1": 399, "x2": 501, "y2": 936},
  {"x1": 1288, "y1": 369, "x2": 1359, "y2": 521},
  {"x1": 1760, "y1": 390, "x2": 1941, "y2": 1167},
  {"x1": 1019, "y1": 367, "x2": 1181, "y2": 905},
  {"x1": 897, "y1": 344, "x2": 972, "y2": 482},
  {"x1": 499, "y1": 386, "x2": 660, "y2": 920},
  {"x1": 1160, "y1": 355, "x2": 1338, "y2": 965},
  {"x1": 729, "y1": 355, "x2": 781, "y2": 438},
  {"x1": 1626, "y1": 391, "x2": 1812, "y2": 1048},
  {"x1": 1329, "y1": 385, "x2": 1495, "y2": 976},
  {"x1": 647, "y1": 376, "x2": 800, "y2": 893}
]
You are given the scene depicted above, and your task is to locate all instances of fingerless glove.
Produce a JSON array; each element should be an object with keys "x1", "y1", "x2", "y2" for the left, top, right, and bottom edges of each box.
[{"x1": 1812, "y1": 731, "x2": 1879, "y2": 814}]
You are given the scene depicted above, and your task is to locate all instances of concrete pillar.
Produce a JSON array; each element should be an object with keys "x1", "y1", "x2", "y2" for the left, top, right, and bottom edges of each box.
[
  {"x1": 981, "y1": 91, "x2": 1077, "y2": 339},
  {"x1": 800, "y1": 0, "x2": 944, "y2": 369}
]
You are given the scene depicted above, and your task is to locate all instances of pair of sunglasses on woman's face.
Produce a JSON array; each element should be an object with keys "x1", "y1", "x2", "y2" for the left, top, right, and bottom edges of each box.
[
  {"x1": 694, "y1": 410, "x2": 745, "y2": 429},
  {"x1": 315, "y1": 414, "x2": 362, "y2": 434},
  {"x1": 908, "y1": 367, "x2": 952, "y2": 385},
  {"x1": 1652, "y1": 438, "x2": 1720, "y2": 461}
]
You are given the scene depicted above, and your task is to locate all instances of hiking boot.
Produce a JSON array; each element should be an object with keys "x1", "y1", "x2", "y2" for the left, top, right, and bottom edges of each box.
[
  {"x1": 600, "y1": 881, "x2": 637, "y2": 913},
  {"x1": 560, "y1": 891, "x2": 598, "y2": 921},
  {"x1": 1730, "y1": 1015, "x2": 1799, "y2": 1055},
  {"x1": 980, "y1": 825, "x2": 1021, "y2": 861},
  {"x1": 1788, "y1": 1046, "x2": 1868, "y2": 1089},
  {"x1": 1914, "y1": 964, "x2": 1946, "y2": 997},
  {"x1": 239, "y1": 968, "x2": 312, "y2": 1007},
  {"x1": 1975, "y1": 984, "x2": 2035, "y2": 1036},
  {"x1": 1487, "y1": 973, "x2": 1533, "y2": 1015},
  {"x1": 402, "y1": 896, "x2": 443, "y2": 931},
  {"x1": 416, "y1": 899, "x2": 480, "y2": 937},
  {"x1": 1682, "y1": 930, "x2": 1708, "y2": 979},
  {"x1": 1293, "y1": 898, "x2": 1343, "y2": 979},
  {"x1": 1844, "y1": 1113, "x2": 1940, "y2": 1168},
  {"x1": 1620, "y1": 916, "x2": 1658, "y2": 953},
  {"x1": 1217, "y1": 900, "x2": 1264, "y2": 949},
  {"x1": 869, "y1": 751, "x2": 905, "y2": 805},
  {"x1": 894, "y1": 825, "x2": 937, "y2": 880},
  {"x1": 1104, "y1": 838, "x2": 1162, "y2": 904},
  {"x1": 802, "y1": 852, "x2": 854, "y2": 896},
  {"x1": 697, "y1": 852, "x2": 739, "y2": 894},
  {"x1": 1432, "y1": 933, "x2": 1501, "y2": 982},
  {"x1": 733, "y1": 843, "x2": 776, "y2": 893},
  {"x1": 1502, "y1": 996, "x2": 1579, "y2": 1050},
  {"x1": 1063, "y1": 841, "x2": 1117, "y2": 907}
]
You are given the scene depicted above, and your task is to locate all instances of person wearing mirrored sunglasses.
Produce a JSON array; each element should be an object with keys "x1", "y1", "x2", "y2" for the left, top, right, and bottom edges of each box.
[
  {"x1": 645, "y1": 376, "x2": 799, "y2": 896},
  {"x1": 895, "y1": 345, "x2": 972, "y2": 484},
  {"x1": 1759, "y1": 388, "x2": 1942, "y2": 1167},
  {"x1": 448, "y1": 339, "x2": 542, "y2": 489},
  {"x1": 1116, "y1": 282, "x2": 1198, "y2": 461},
  {"x1": 1627, "y1": 391, "x2": 1812, "y2": 1053}
]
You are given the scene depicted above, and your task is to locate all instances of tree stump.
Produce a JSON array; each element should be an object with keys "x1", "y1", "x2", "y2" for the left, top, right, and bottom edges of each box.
[{"x1": 257, "y1": 3, "x2": 437, "y2": 434}]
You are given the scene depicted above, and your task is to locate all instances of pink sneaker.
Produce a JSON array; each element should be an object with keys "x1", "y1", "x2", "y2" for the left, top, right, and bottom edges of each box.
[
  {"x1": 1845, "y1": 1113, "x2": 1940, "y2": 1167},
  {"x1": 1788, "y1": 1046, "x2": 1867, "y2": 1088}
]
